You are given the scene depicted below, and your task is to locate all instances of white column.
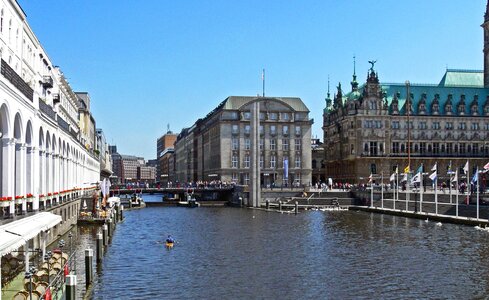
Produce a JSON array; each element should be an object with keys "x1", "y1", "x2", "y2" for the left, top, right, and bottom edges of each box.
[
  {"x1": 2, "y1": 138, "x2": 15, "y2": 215},
  {"x1": 28, "y1": 146, "x2": 39, "y2": 211},
  {"x1": 45, "y1": 151, "x2": 50, "y2": 196},
  {"x1": 38, "y1": 149, "x2": 45, "y2": 209},
  {"x1": 15, "y1": 143, "x2": 26, "y2": 213}
]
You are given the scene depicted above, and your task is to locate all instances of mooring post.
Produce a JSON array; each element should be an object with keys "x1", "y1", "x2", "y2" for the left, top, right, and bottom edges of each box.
[
  {"x1": 266, "y1": 199, "x2": 270, "y2": 210},
  {"x1": 120, "y1": 205, "x2": 124, "y2": 221},
  {"x1": 279, "y1": 201, "x2": 282, "y2": 211},
  {"x1": 295, "y1": 201, "x2": 298, "y2": 215},
  {"x1": 65, "y1": 274, "x2": 77, "y2": 300},
  {"x1": 85, "y1": 249, "x2": 93, "y2": 288},
  {"x1": 102, "y1": 224, "x2": 108, "y2": 247},
  {"x1": 107, "y1": 218, "x2": 112, "y2": 239},
  {"x1": 96, "y1": 233, "x2": 103, "y2": 263}
]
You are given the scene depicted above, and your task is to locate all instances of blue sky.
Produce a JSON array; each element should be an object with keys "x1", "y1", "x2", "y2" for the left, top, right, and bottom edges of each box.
[{"x1": 20, "y1": 1, "x2": 485, "y2": 160}]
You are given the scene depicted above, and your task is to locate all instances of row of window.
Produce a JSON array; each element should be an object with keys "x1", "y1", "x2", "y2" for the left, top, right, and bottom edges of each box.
[
  {"x1": 390, "y1": 121, "x2": 484, "y2": 130},
  {"x1": 391, "y1": 142, "x2": 489, "y2": 155},
  {"x1": 232, "y1": 173, "x2": 301, "y2": 185},
  {"x1": 231, "y1": 155, "x2": 301, "y2": 169},
  {"x1": 231, "y1": 124, "x2": 302, "y2": 136},
  {"x1": 232, "y1": 138, "x2": 302, "y2": 151}
]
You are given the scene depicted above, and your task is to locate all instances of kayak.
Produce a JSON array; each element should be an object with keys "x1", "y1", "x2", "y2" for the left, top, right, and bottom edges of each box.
[{"x1": 165, "y1": 241, "x2": 174, "y2": 248}]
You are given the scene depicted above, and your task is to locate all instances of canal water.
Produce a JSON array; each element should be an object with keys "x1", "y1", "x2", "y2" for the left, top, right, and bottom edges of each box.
[{"x1": 77, "y1": 194, "x2": 489, "y2": 299}]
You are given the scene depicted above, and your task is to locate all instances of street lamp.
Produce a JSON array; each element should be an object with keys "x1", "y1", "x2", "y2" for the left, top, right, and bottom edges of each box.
[
  {"x1": 68, "y1": 232, "x2": 74, "y2": 273},
  {"x1": 44, "y1": 250, "x2": 52, "y2": 286},
  {"x1": 58, "y1": 239, "x2": 66, "y2": 279},
  {"x1": 25, "y1": 266, "x2": 37, "y2": 300}
]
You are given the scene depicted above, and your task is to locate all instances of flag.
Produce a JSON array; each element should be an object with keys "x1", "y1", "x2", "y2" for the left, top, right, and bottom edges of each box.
[
  {"x1": 431, "y1": 163, "x2": 437, "y2": 172},
  {"x1": 484, "y1": 161, "x2": 489, "y2": 171},
  {"x1": 283, "y1": 158, "x2": 289, "y2": 180},
  {"x1": 390, "y1": 172, "x2": 396, "y2": 182},
  {"x1": 395, "y1": 166, "x2": 398, "y2": 174},
  {"x1": 368, "y1": 173, "x2": 373, "y2": 183},
  {"x1": 429, "y1": 171, "x2": 437, "y2": 181},
  {"x1": 401, "y1": 173, "x2": 408, "y2": 182},
  {"x1": 416, "y1": 164, "x2": 423, "y2": 174},
  {"x1": 411, "y1": 172, "x2": 421, "y2": 184},
  {"x1": 404, "y1": 165, "x2": 410, "y2": 174},
  {"x1": 471, "y1": 169, "x2": 478, "y2": 184},
  {"x1": 463, "y1": 160, "x2": 469, "y2": 174},
  {"x1": 451, "y1": 170, "x2": 458, "y2": 183}
]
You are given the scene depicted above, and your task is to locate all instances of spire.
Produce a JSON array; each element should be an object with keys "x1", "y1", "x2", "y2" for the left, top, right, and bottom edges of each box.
[
  {"x1": 485, "y1": 0, "x2": 489, "y2": 22},
  {"x1": 351, "y1": 56, "x2": 358, "y2": 92},
  {"x1": 325, "y1": 75, "x2": 332, "y2": 109}
]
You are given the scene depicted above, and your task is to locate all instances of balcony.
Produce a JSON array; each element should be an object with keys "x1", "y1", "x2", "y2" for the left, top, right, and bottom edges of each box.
[
  {"x1": 41, "y1": 75, "x2": 53, "y2": 88},
  {"x1": 38, "y1": 99, "x2": 56, "y2": 122},
  {"x1": 53, "y1": 93, "x2": 60, "y2": 105},
  {"x1": 57, "y1": 116, "x2": 70, "y2": 133},
  {"x1": 1, "y1": 59, "x2": 33, "y2": 101}
]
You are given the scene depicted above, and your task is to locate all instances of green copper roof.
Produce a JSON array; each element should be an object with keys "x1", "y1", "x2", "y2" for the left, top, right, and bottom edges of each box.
[
  {"x1": 223, "y1": 96, "x2": 309, "y2": 112},
  {"x1": 438, "y1": 69, "x2": 483, "y2": 87}
]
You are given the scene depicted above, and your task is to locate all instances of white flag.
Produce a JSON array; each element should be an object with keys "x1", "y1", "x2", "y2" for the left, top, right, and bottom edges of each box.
[
  {"x1": 401, "y1": 173, "x2": 408, "y2": 182},
  {"x1": 429, "y1": 171, "x2": 437, "y2": 181},
  {"x1": 451, "y1": 170, "x2": 458, "y2": 183},
  {"x1": 463, "y1": 161, "x2": 469, "y2": 174},
  {"x1": 431, "y1": 163, "x2": 437, "y2": 172},
  {"x1": 390, "y1": 172, "x2": 395, "y2": 182},
  {"x1": 411, "y1": 172, "x2": 421, "y2": 184}
]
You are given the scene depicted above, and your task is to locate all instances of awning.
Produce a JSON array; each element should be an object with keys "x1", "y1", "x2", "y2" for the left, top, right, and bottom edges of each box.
[
  {"x1": 0, "y1": 212, "x2": 62, "y2": 255},
  {"x1": 0, "y1": 230, "x2": 25, "y2": 256}
]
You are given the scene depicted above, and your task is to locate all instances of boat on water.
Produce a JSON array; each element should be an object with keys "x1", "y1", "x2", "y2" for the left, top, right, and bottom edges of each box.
[
  {"x1": 178, "y1": 192, "x2": 200, "y2": 207},
  {"x1": 165, "y1": 241, "x2": 174, "y2": 248}
]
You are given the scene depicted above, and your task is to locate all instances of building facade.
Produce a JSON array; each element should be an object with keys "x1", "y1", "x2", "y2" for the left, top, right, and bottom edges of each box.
[
  {"x1": 156, "y1": 130, "x2": 176, "y2": 180},
  {"x1": 96, "y1": 128, "x2": 113, "y2": 179},
  {"x1": 0, "y1": 0, "x2": 100, "y2": 217},
  {"x1": 323, "y1": 3, "x2": 489, "y2": 184},
  {"x1": 174, "y1": 96, "x2": 313, "y2": 187}
]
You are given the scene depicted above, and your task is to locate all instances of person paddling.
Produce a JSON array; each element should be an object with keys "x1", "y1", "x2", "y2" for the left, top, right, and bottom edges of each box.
[{"x1": 166, "y1": 235, "x2": 175, "y2": 244}]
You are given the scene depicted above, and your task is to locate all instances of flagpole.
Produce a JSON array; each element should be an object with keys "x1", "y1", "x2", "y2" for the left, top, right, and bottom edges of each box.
[
  {"x1": 262, "y1": 69, "x2": 265, "y2": 97},
  {"x1": 370, "y1": 175, "x2": 374, "y2": 208},
  {"x1": 420, "y1": 165, "x2": 423, "y2": 213},
  {"x1": 406, "y1": 173, "x2": 409, "y2": 211},
  {"x1": 393, "y1": 170, "x2": 399, "y2": 209},
  {"x1": 381, "y1": 172, "x2": 384, "y2": 209},
  {"x1": 456, "y1": 170, "x2": 459, "y2": 217},
  {"x1": 477, "y1": 168, "x2": 480, "y2": 220},
  {"x1": 435, "y1": 174, "x2": 438, "y2": 215},
  {"x1": 449, "y1": 160, "x2": 452, "y2": 204}
]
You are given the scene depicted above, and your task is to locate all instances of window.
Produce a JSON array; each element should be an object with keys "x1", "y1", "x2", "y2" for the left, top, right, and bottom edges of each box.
[
  {"x1": 269, "y1": 112, "x2": 278, "y2": 120},
  {"x1": 270, "y1": 125, "x2": 277, "y2": 135},
  {"x1": 433, "y1": 143, "x2": 439, "y2": 154},
  {"x1": 245, "y1": 138, "x2": 250, "y2": 150},
  {"x1": 282, "y1": 125, "x2": 289, "y2": 135},
  {"x1": 243, "y1": 112, "x2": 251, "y2": 120},
  {"x1": 473, "y1": 143, "x2": 479, "y2": 155},
  {"x1": 432, "y1": 122, "x2": 440, "y2": 130},
  {"x1": 282, "y1": 139, "x2": 289, "y2": 151},
  {"x1": 460, "y1": 143, "x2": 466, "y2": 154},
  {"x1": 232, "y1": 138, "x2": 239, "y2": 150},
  {"x1": 259, "y1": 139, "x2": 264, "y2": 150},
  {"x1": 231, "y1": 155, "x2": 238, "y2": 168},
  {"x1": 392, "y1": 121, "x2": 400, "y2": 129},
  {"x1": 259, "y1": 112, "x2": 265, "y2": 120},
  {"x1": 295, "y1": 139, "x2": 301, "y2": 151},
  {"x1": 244, "y1": 173, "x2": 250, "y2": 185},
  {"x1": 260, "y1": 125, "x2": 264, "y2": 135},
  {"x1": 420, "y1": 142, "x2": 426, "y2": 154},
  {"x1": 270, "y1": 139, "x2": 276, "y2": 150},
  {"x1": 295, "y1": 156, "x2": 301, "y2": 168},
  {"x1": 471, "y1": 123, "x2": 479, "y2": 130},
  {"x1": 447, "y1": 143, "x2": 453, "y2": 154},
  {"x1": 392, "y1": 142, "x2": 399, "y2": 154},
  {"x1": 232, "y1": 173, "x2": 238, "y2": 183},
  {"x1": 244, "y1": 155, "x2": 250, "y2": 168},
  {"x1": 419, "y1": 122, "x2": 427, "y2": 129},
  {"x1": 459, "y1": 122, "x2": 466, "y2": 130},
  {"x1": 244, "y1": 125, "x2": 250, "y2": 135},
  {"x1": 270, "y1": 155, "x2": 276, "y2": 168},
  {"x1": 281, "y1": 112, "x2": 289, "y2": 120},
  {"x1": 369, "y1": 141, "x2": 378, "y2": 156},
  {"x1": 446, "y1": 122, "x2": 453, "y2": 130},
  {"x1": 295, "y1": 126, "x2": 301, "y2": 135},
  {"x1": 260, "y1": 155, "x2": 264, "y2": 168},
  {"x1": 232, "y1": 124, "x2": 239, "y2": 134}
]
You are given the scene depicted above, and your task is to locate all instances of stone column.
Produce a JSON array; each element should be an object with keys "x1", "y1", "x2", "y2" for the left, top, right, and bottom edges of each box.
[
  {"x1": 250, "y1": 100, "x2": 261, "y2": 207},
  {"x1": 38, "y1": 149, "x2": 45, "y2": 209},
  {"x1": 45, "y1": 151, "x2": 50, "y2": 196},
  {"x1": 15, "y1": 143, "x2": 26, "y2": 213},
  {"x1": 27, "y1": 146, "x2": 38, "y2": 211},
  {"x1": 2, "y1": 138, "x2": 15, "y2": 216}
]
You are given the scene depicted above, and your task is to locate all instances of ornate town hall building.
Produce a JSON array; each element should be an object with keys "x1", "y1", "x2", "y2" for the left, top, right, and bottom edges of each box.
[{"x1": 323, "y1": 3, "x2": 489, "y2": 184}]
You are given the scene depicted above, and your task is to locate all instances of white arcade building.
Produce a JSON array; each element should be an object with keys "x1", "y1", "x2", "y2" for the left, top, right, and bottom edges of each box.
[{"x1": 0, "y1": 1, "x2": 100, "y2": 219}]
